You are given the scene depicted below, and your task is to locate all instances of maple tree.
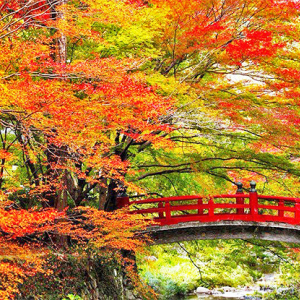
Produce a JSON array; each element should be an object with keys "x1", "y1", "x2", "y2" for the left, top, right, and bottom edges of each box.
[
  {"x1": 128, "y1": 0, "x2": 300, "y2": 196},
  {"x1": 0, "y1": 0, "x2": 165, "y2": 298},
  {"x1": 0, "y1": 0, "x2": 173, "y2": 208},
  {"x1": 1, "y1": 0, "x2": 300, "y2": 298}
]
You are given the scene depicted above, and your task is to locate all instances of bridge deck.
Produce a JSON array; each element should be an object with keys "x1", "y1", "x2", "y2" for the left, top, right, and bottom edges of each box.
[{"x1": 145, "y1": 221, "x2": 300, "y2": 244}]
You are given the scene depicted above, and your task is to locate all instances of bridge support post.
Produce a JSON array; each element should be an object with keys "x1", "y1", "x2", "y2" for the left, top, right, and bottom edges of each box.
[
  {"x1": 198, "y1": 198, "x2": 203, "y2": 215},
  {"x1": 249, "y1": 181, "x2": 258, "y2": 221},
  {"x1": 295, "y1": 202, "x2": 300, "y2": 224},
  {"x1": 116, "y1": 193, "x2": 130, "y2": 209},
  {"x1": 278, "y1": 199, "x2": 284, "y2": 218},
  {"x1": 208, "y1": 197, "x2": 214, "y2": 218},
  {"x1": 236, "y1": 182, "x2": 244, "y2": 215},
  {"x1": 158, "y1": 202, "x2": 164, "y2": 219},
  {"x1": 165, "y1": 200, "x2": 171, "y2": 223}
]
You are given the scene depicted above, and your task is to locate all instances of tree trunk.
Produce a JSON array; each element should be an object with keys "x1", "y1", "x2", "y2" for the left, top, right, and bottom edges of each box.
[
  {"x1": 104, "y1": 179, "x2": 119, "y2": 212},
  {"x1": 57, "y1": 0, "x2": 67, "y2": 64},
  {"x1": 44, "y1": 0, "x2": 68, "y2": 210},
  {"x1": 98, "y1": 178, "x2": 107, "y2": 210}
]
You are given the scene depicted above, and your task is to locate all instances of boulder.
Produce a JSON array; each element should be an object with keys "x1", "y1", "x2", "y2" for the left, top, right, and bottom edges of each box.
[
  {"x1": 196, "y1": 287, "x2": 211, "y2": 294},
  {"x1": 211, "y1": 289, "x2": 223, "y2": 295},
  {"x1": 222, "y1": 286, "x2": 236, "y2": 293},
  {"x1": 144, "y1": 256, "x2": 157, "y2": 261}
]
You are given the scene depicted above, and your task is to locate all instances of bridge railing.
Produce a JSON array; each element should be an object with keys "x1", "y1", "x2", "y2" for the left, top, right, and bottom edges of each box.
[{"x1": 116, "y1": 181, "x2": 300, "y2": 226}]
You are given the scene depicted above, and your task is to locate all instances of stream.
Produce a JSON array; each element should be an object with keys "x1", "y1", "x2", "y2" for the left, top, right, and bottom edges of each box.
[
  {"x1": 181, "y1": 273, "x2": 279, "y2": 300},
  {"x1": 184, "y1": 291, "x2": 262, "y2": 299}
]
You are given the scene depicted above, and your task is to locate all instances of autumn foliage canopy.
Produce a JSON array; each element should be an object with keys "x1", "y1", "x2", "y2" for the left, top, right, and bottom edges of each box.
[{"x1": 1, "y1": 0, "x2": 300, "y2": 298}]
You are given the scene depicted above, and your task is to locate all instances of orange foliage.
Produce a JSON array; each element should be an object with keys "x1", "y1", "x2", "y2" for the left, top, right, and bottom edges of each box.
[
  {"x1": 0, "y1": 0, "x2": 174, "y2": 205},
  {"x1": 0, "y1": 205, "x2": 63, "y2": 299},
  {"x1": 0, "y1": 205, "x2": 151, "y2": 299}
]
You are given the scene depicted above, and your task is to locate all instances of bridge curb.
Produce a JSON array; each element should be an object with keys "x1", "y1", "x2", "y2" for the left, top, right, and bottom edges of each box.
[{"x1": 145, "y1": 221, "x2": 300, "y2": 244}]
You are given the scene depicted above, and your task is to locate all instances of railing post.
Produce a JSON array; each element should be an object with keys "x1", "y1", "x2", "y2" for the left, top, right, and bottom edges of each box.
[
  {"x1": 236, "y1": 182, "x2": 244, "y2": 215},
  {"x1": 165, "y1": 200, "x2": 171, "y2": 223},
  {"x1": 116, "y1": 192, "x2": 130, "y2": 209},
  {"x1": 295, "y1": 202, "x2": 300, "y2": 224},
  {"x1": 249, "y1": 181, "x2": 258, "y2": 221},
  {"x1": 198, "y1": 198, "x2": 203, "y2": 215},
  {"x1": 278, "y1": 199, "x2": 284, "y2": 218},
  {"x1": 208, "y1": 197, "x2": 214, "y2": 218},
  {"x1": 158, "y1": 201, "x2": 164, "y2": 219}
]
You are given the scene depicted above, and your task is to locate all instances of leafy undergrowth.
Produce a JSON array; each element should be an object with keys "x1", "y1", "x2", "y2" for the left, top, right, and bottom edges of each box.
[
  {"x1": 0, "y1": 206, "x2": 154, "y2": 299},
  {"x1": 264, "y1": 288, "x2": 300, "y2": 300}
]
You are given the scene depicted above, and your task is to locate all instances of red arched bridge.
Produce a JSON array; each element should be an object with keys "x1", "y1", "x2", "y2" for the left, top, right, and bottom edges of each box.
[{"x1": 116, "y1": 181, "x2": 300, "y2": 244}]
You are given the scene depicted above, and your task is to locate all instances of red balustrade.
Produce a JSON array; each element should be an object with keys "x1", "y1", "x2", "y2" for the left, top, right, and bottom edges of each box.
[{"x1": 116, "y1": 181, "x2": 300, "y2": 226}]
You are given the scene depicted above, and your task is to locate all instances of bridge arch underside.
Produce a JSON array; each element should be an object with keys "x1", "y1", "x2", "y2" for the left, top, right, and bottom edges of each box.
[{"x1": 146, "y1": 221, "x2": 300, "y2": 244}]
